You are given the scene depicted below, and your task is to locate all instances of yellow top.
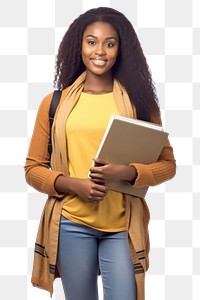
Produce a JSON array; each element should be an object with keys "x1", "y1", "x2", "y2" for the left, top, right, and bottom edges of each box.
[{"x1": 61, "y1": 92, "x2": 127, "y2": 232}]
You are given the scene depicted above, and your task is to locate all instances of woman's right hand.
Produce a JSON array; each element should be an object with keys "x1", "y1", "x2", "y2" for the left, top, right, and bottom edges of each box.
[{"x1": 55, "y1": 176, "x2": 109, "y2": 203}]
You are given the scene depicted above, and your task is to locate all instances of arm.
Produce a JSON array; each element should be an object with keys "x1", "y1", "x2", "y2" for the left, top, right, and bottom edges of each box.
[
  {"x1": 24, "y1": 93, "x2": 108, "y2": 202},
  {"x1": 24, "y1": 93, "x2": 65, "y2": 197},
  {"x1": 131, "y1": 138, "x2": 176, "y2": 188},
  {"x1": 55, "y1": 176, "x2": 108, "y2": 202},
  {"x1": 89, "y1": 138, "x2": 176, "y2": 188}
]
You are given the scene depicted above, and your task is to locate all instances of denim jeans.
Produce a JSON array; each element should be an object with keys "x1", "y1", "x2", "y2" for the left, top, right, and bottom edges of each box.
[{"x1": 57, "y1": 216, "x2": 136, "y2": 300}]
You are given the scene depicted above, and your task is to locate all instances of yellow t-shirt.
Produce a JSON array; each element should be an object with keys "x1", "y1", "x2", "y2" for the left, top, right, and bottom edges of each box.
[{"x1": 62, "y1": 92, "x2": 127, "y2": 232}]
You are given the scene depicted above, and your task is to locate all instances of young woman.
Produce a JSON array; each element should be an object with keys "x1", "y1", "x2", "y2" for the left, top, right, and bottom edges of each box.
[{"x1": 25, "y1": 7, "x2": 176, "y2": 300}]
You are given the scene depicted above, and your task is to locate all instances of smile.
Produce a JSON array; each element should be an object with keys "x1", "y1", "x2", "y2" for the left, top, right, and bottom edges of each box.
[{"x1": 90, "y1": 58, "x2": 107, "y2": 66}]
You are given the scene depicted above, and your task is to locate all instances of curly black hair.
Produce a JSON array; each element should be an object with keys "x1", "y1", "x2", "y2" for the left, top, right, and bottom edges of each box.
[{"x1": 54, "y1": 7, "x2": 160, "y2": 122}]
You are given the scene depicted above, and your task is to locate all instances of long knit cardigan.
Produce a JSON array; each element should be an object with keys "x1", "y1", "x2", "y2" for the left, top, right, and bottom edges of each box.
[{"x1": 25, "y1": 72, "x2": 176, "y2": 300}]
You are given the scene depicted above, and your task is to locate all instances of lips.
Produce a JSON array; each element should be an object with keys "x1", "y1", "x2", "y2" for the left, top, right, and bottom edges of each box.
[{"x1": 90, "y1": 58, "x2": 107, "y2": 66}]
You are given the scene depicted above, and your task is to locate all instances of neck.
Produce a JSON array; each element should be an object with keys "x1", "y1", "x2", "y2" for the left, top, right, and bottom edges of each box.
[{"x1": 83, "y1": 72, "x2": 113, "y2": 94}]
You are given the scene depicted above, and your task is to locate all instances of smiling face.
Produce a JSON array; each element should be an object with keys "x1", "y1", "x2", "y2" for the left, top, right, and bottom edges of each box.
[{"x1": 81, "y1": 21, "x2": 119, "y2": 78}]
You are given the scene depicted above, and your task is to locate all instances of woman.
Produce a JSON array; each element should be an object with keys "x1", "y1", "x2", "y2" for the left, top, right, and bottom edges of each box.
[{"x1": 25, "y1": 7, "x2": 176, "y2": 300}]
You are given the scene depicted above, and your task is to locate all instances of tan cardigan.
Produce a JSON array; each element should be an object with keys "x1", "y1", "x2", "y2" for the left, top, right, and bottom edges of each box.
[{"x1": 25, "y1": 73, "x2": 176, "y2": 299}]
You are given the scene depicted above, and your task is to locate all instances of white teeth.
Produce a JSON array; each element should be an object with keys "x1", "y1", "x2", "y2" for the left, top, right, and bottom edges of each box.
[{"x1": 91, "y1": 59, "x2": 106, "y2": 66}]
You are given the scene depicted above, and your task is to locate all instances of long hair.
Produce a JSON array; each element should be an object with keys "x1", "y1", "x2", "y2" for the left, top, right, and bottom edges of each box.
[{"x1": 54, "y1": 7, "x2": 160, "y2": 122}]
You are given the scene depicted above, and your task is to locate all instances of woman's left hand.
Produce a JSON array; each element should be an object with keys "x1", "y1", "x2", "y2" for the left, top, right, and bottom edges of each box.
[{"x1": 89, "y1": 158, "x2": 137, "y2": 185}]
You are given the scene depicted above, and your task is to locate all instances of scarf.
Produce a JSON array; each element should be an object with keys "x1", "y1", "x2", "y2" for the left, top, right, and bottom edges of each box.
[
  {"x1": 51, "y1": 71, "x2": 136, "y2": 173},
  {"x1": 31, "y1": 72, "x2": 148, "y2": 300}
]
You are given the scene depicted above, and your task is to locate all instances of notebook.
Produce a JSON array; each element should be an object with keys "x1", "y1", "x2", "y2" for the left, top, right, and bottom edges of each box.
[{"x1": 93, "y1": 114, "x2": 168, "y2": 197}]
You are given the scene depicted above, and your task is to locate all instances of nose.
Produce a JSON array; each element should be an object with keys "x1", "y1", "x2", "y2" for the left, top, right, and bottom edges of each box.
[{"x1": 95, "y1": 43, "x2": 106, "y2": 55}]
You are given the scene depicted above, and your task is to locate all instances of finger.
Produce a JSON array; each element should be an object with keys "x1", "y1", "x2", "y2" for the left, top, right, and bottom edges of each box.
[
  {"x1": 89, "y1": 187, "x2": 108, "y2": 200},
  {"x1": 91, "y1": 189, "x2": 107, "y2": 197},
  {"x1": 90, "y1": 166, "x2": 101, "y2": 174},
  {"x1": 93, "y1": 157, "x2": 109, "y2": 166},
  {"x1": 93, "y1": 183, "x2": 109, "y2": 192},
  {"x1": 88, "y1": 195, "x2": 104, "y2": 203},
  {"x1": 91, "y1": 178, "x2": 105, "y2": 185},
  {"x1": 90, "y1": 172, "x2": 104, "y2": 180},
  {"x1": 90, "y1": 170, "x2": 104, "y2": 182}
]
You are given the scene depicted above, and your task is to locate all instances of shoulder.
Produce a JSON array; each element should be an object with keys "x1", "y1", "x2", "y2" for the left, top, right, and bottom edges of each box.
[
  {"x1": 37, "y1": 92, "x2": 53, "y2": 114},
  {"x1": 37, "y1": 87, "x2": 69, "y2": 114}
]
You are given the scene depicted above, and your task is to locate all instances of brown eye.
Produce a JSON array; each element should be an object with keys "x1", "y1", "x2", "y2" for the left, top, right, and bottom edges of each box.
[
  {"x1": 105, "y1": 42, "x2": 114, "y2": 48},
  {"x1": 88, "y1": 40, "x2": 96, "y2": 46}
]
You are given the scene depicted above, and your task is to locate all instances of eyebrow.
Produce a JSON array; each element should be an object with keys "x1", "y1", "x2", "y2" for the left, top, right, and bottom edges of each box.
[{"x1": 84, "y1": 34, "x2": 117, "y2": 40}]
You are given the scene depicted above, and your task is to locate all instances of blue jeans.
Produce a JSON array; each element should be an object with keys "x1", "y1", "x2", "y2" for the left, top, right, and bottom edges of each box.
[{"x1": 57, "y1": 216, "x2": 136, "y2": 300}]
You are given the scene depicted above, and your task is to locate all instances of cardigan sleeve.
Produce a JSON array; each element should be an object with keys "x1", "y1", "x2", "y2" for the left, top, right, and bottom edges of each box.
[
  {"x1": 130, "y1": 137, "x2": 176, "y2": 189},
  {"x1": 24, "y1": 93, "x2": 65, "y2": 198},
  {"x1": 128, "y1": 112, "x2": 176, "y2": 188}
]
